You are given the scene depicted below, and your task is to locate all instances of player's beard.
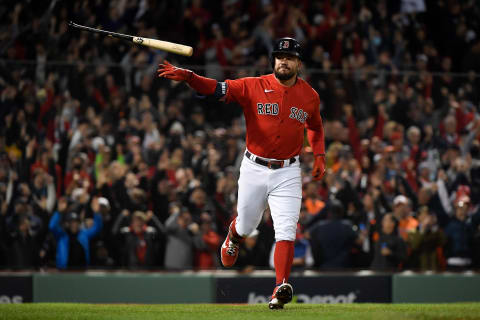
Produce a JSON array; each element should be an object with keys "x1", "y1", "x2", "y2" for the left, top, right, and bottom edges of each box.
[{"x1": 274, "y1": 65, "x2": 297, "y2": 81}]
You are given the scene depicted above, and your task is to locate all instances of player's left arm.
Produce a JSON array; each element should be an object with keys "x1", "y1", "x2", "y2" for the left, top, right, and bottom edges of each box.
[{"x1": 305, "y1": 97, "x2": 326, "y2": 181}]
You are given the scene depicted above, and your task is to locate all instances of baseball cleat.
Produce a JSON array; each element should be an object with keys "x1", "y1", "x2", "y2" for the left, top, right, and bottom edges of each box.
[
  {"x1": 268, "y1": 283, "x2": 293, "y2": 310},
  {"x1": 220, "y1": 222, "x2": 240, "y2": 267}
]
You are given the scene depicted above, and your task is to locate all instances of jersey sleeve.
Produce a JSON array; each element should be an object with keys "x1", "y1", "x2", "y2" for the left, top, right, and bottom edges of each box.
[
  {"x1": 224, "y1": 78, "x2": 250, "y2": 105},
  {"x1": 306, "y1": 95, "x2": 325, "y2": 155}
]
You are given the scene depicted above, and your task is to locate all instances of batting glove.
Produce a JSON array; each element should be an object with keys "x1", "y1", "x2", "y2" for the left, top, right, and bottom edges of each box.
[
  {"x1": 312, "y1": 154, "x2": 326, "y2": 181},
  {"x1": 157, "y1": 60, "x2": 193, "y2": 82}
]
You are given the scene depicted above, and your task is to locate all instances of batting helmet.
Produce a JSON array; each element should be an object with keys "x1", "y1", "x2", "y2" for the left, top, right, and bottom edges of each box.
[{"x1": 271, "y1": 37, "x2": 302, "y2": 68}]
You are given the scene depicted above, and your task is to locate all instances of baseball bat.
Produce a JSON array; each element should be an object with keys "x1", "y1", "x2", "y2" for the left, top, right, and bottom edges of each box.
[{"x1": 68, "y1": 21, "x2": 193, "y2": 57}]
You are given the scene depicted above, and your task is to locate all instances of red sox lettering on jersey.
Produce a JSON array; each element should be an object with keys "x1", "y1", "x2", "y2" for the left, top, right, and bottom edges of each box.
[{"x1": 223, "y1": 74, "x2": 323, "y2": 160}]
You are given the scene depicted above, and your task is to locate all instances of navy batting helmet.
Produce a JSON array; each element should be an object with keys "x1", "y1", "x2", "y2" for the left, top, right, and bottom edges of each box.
[{"x1": 271, "y1": 37, "x2": 302, "y2": 68}]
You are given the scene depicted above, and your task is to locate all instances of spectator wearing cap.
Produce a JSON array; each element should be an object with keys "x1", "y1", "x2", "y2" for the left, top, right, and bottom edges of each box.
[
  {"x1": 392, "y1": 195, "x2": 418, "y2": 241},
  {"x1": 444, "y1": 196, "x2": 476, "y2": 270},
  {"x1": 111, "y1": 210, "x2": 166, "y2": 269},
  {"x1": 406, "y1": 206, "x2": 447, "y2": 271},
  {"x1": 371, "y1": 213, "x2": 408, "y2": 271},
  {"x1": 48, "y1": 197, "x2": 103, "y2": 269}
]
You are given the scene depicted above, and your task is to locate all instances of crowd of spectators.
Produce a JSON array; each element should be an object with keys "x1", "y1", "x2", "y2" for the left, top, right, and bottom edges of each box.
[{"x1": 1, "y1": 0, "x2": 480, "y2": 272}]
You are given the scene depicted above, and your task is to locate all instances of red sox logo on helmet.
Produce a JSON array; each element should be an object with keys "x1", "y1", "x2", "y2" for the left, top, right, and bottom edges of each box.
[{"x1": 281, "y1": 41, "x2": 289, "y2": 49}]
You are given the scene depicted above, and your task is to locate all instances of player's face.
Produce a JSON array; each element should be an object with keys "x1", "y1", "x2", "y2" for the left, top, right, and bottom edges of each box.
[{"x1": 274, "y1": 54, "x2": 300, "y2": 81}]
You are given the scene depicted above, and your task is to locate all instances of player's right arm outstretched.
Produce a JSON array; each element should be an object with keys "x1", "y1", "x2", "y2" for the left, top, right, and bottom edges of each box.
[
  {"x1": 158, "y1": 60, "x2": 250, "y2": 106},
  {"x1": 157, "y1": 60, "x2": 221, "y2": 98}
]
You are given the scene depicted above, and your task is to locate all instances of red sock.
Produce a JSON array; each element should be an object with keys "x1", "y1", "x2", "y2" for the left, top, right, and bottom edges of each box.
[
  {"x1": 274, "y1": 240, "x2": 294, "y2": 285},
  {"x1": 229, "y1": 218, "x2": 244, "y2": 243}
]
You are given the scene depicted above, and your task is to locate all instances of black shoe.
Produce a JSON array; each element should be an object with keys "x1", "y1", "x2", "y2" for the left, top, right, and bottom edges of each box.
[{"x1": 268, "y1": 283, "x2": 293, "y2": 310}]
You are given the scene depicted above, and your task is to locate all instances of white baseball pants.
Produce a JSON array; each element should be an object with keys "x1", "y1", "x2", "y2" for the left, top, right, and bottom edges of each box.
[{"x1": 235, "y1": 151, "x2": 302, "y2": 241}]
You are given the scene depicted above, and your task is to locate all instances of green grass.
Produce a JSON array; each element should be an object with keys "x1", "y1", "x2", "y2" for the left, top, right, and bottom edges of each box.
[{"x1": 2, "y1": 303, "x2": 480, "y2": 320}]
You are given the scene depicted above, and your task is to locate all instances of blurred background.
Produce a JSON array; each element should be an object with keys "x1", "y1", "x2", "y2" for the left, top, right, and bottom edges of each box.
[{"x1": 0, "y1": 0, "x2": 480, "y2": 278}]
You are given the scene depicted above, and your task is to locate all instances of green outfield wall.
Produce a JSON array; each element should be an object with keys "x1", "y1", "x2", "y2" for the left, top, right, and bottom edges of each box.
[
  {"x1": 392, "y1": 273, "x2": 480, "y2": 303},
  {"x1": 2, "y1": 272, "x2": 480, "y2": 304},
  {"x1": 33, "y1": 273, "x2": 215, "y2": 303}
]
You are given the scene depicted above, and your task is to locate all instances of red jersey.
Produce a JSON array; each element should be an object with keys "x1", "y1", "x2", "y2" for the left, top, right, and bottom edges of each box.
[{"x1": 224, "y1": 74, "x2": 324, "y2": 160}]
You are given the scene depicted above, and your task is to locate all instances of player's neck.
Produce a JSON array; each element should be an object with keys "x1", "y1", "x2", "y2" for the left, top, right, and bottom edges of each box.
[{"x1": 274, "y1": 74, "x2": 297, "y2": 87}]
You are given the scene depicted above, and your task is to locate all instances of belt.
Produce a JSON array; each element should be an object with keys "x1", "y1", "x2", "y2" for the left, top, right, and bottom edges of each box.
[{"x1": 245, "y1": 151, "x2": 296, "y2": 169}]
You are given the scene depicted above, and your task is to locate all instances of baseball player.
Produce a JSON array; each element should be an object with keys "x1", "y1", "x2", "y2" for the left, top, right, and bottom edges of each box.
[{"x1": 157, "y1": 37, "x2": 325, "y2": 309}]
